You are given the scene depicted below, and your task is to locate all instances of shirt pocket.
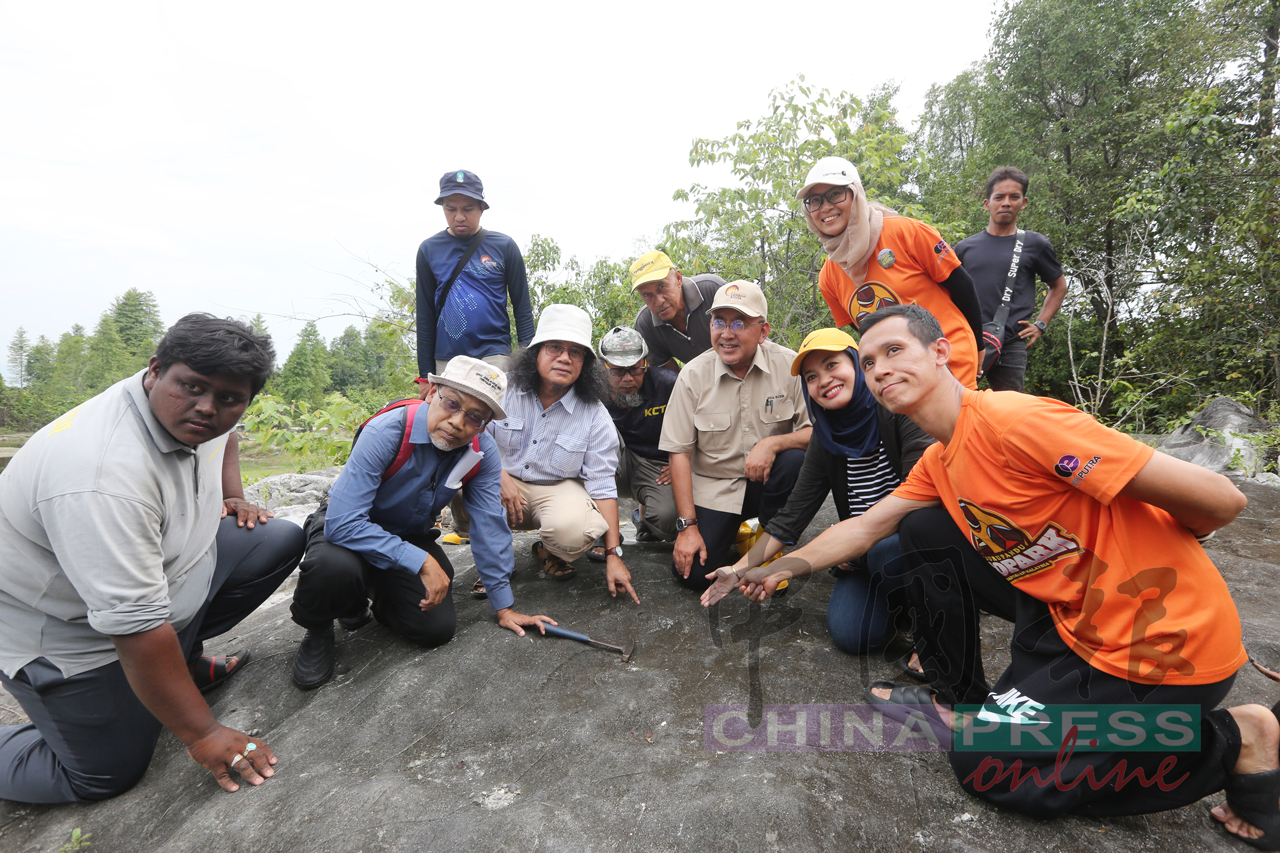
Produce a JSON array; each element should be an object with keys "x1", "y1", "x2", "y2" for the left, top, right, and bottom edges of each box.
[
  {"x1": 550, "y1": 433, "x2": 588, "y2": 477},
  {"x1": 759, "y1": 397, "x2": 795, "y2": 428},
  {"x1": 693, "y1": 411, "x2": 734, "y2": 460},
  {"x1": 492, "y1": 417, "x2": 525, "y2": 457}
]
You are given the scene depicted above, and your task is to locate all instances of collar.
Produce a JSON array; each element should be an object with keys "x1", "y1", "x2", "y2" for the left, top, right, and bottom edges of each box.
[
  {"x1": 713, "y1": 341, "x2": 774, "y2": 381},
  {"x1": 123, "y1": 369, "x2": 197, "y2": 455}
]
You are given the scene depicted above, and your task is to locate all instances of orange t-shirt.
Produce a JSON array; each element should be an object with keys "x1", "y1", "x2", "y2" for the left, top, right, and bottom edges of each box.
[
  {"x1": 893, "y1": 390, "x2": 1246, "y2": 686},
  {"x1": 819, "y1": 217, "x2": 978, "y2": 389}
]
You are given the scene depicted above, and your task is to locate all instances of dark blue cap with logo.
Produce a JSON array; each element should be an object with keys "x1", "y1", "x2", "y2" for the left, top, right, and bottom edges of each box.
[{"x1": 435, "y1": 169, "x2": 488, "y2": 208}]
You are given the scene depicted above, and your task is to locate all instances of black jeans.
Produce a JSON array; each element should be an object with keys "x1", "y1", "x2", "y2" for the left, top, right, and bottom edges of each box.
[
  {"x1": 0, "y1": 517, "x2": 304, "y2": 803},
  {"x1": 671, "y1": 448, "x2": 805, "y2": 591},
  {"x1": 290, "y1": 507, "x2": 456, "y2": 649},
  {"x1": 897, "y1": 507, "x2": 1241, "y2": 818}
]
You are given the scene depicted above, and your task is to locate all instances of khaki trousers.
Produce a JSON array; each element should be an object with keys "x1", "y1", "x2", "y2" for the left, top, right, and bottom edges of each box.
[{"x1": 508, "y1": 478, "x2": 609, "y2": 562}]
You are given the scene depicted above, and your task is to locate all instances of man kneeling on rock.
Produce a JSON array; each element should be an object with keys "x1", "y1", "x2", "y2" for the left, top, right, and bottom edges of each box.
[
  {"x1": 704, "y1": 303, "x2": 1280, "y2": 850},
  {"x1": 0, "y1": 314, "x2": 305, "y2": 802},
  {"x1": 289, "y1": 357, "x2": 556, "y2": 690}
]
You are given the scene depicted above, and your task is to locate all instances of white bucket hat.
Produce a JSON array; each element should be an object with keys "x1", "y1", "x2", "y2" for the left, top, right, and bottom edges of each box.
[
  {"x1": 427, "y1": 355, "x2": 508, "y2": 420},
  {"x1": 529, "y1": 304, "x2": 593, "y2": 351}
]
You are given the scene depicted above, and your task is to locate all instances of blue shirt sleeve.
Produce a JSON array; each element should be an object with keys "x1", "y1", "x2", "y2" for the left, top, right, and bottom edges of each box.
[
  {"x1": 462, "y1": 433, "x2": 516, "y2": 611},
  {"x1": 416, "y1": 240, "x2": 438, "y2": 375},
  {"x1": 506, "y1": 240, "x2": 535, "y2": 347},
  {"x1": 324, "y1": 411, "x2": 430, "y2": 574},
  {"x1": 581, "y1": 404, "x2": 620, "y2": 500}
]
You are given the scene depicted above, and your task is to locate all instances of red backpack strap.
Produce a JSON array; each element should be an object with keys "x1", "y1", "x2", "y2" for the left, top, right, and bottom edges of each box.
[
  {"x1": 381, "y1": 400, "x2": 422, "y2": 482},
  {"x1": 350, "y1": 399, "x2": 421, "y2": 483},
  {"x1": 460, "y1": 434, "x2": 483, "y2": 486}
]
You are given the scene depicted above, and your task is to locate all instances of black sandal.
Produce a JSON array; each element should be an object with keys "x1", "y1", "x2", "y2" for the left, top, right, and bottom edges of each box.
[
  {"x1": 1218, "y1": 700, "x2": 1280, "y2": 850},
  {"x1": 190, "y1": 649, "x2": 250, "y2": 693}
]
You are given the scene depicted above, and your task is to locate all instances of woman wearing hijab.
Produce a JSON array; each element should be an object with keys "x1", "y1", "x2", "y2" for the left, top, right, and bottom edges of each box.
[
  {"x1": 712, "y1": 328, "x2": 933, "y2": 662},
  {"x1": 798, "y1": 156, "x2": 985, "y2": 389}
]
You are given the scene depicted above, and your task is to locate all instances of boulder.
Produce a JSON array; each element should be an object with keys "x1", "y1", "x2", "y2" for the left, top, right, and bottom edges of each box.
[
  {"x1": 1158, "y1": 397, "x2": 1271, "y2": 475},
  {"x1": 242, "y1": 467, "x2": 342, "y2": 526}
]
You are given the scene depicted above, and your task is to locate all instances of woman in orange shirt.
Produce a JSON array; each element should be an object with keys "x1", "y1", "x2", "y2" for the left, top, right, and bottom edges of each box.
[{"x1": 797, "y1": 155, "x2": 985, "y2": 389}]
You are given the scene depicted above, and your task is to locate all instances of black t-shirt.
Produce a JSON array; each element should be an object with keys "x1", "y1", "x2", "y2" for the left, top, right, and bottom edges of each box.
[
  {"x1": 604, "y1": 367, "x2": 677, "y2": 462},
  {"x1": 955, "y1": 230, "x2": 1064, "y2": 345},
  {"x1": 633, "y1": 274, "x2": 725, "y2": 366}
]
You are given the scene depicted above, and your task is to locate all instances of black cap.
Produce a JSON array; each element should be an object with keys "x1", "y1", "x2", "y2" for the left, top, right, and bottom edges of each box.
[{"x1": 435, "y1": 169, "x2": 488, "y2": 209}]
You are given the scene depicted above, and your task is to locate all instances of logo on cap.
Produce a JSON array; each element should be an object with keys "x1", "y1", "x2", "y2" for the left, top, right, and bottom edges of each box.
[
  {"x1": 477, "y1": 370, "x2": 503, "y2": 392},
  {"x1": 725, "y1": 285, "x2": 745, "y2": 300},
  {"x1": 456, "y1": 171, "x2": 465, "y2": 182}
]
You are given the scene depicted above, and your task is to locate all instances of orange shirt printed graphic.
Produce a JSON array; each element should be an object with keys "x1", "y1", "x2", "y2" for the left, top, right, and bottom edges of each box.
[
  {"x1": 818, "y1": 217, "x2": 978, "y2": 389},
  {"x1": 892, "y1": 391, "x2": 1246, "y2": 686}
]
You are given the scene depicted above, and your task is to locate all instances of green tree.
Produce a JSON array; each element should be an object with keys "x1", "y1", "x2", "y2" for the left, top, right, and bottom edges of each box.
[
  {"x1": 661, "y1": 77, "x2": 922, "y2": 346},
  {"x1": 525, "y1": 235, "x2": 634, "y2": 342},
  {"x1": 328, "y1": 325, "x2": 370, "y2": 393},
  {"x1": 108, "y1": 288, "x2": 164, "y2": 361},
  {"x1": 7, "y1": 327, "x2": 30, "y2": 387},
  {"x1": 25, "y1": 335, "x2": 56, "y2": 387},
  {"x1": 276, "y1": 321, "x2": 331, "y2": 409},
  {"x1": 84, "y1": 314, "x2": 133, "y2": 392}
]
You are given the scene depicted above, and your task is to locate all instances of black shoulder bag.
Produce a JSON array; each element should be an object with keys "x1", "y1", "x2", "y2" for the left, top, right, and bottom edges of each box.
[{"x1": 981, "y1": 229, "x2": 1025, "y2": 373}]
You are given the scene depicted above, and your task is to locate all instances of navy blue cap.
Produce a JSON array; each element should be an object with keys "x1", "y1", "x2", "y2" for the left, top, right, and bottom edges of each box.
[{"x1": 435, "y1": 169, "x2": 488, "y2": 208}]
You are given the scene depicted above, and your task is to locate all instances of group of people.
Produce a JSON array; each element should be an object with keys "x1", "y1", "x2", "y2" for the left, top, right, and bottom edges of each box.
[{"x1": 0, "y1": 159, "x2": 1274, "y2": 853}]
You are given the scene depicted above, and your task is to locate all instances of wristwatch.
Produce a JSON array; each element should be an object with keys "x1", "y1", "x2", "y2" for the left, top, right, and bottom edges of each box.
[
  {"x1": 1032, "y1": 320, "x2": 1048, "y2": 333},
  {"x1": 607, "y1": 545, "x2": 624, "y2": 558},
  {"x1": 676, "y1": 516, "x2": 698, "y2": 532}
]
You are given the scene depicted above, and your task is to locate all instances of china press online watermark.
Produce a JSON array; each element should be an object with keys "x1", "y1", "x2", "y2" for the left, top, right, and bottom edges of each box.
[{"x1": 704, "y1": 704, "x2": 1200, "y2": 753}]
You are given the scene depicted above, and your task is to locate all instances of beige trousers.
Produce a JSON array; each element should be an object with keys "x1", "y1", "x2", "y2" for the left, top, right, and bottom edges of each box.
[{"x1": 508, "y1": 478, "x2": 609, "y2": 562}]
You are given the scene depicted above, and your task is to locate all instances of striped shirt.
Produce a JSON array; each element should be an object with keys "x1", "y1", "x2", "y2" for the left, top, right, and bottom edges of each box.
[
  {"x1": 844, "y1": 443, "x2": 900, "y2": 516},
  {"x1": 487, "y1": 385, "x2": 619, "y2": 500}
]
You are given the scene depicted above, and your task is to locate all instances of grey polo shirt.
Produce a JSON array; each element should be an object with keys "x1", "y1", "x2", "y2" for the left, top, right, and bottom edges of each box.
[
  {"x1": 0, "y1": 370, "x2": 227, "y2": 678},
  {"x1": 633, "y1": 273, "x2": 726, "y2": 366}
]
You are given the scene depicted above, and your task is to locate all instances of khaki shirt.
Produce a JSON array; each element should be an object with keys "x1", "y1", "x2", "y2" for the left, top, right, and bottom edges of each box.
[{"x1": 659, "y1": 339, "x2": 811, "y2": 513}]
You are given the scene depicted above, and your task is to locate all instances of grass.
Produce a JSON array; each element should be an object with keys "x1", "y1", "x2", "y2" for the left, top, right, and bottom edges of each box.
[{"x1": 238, "y1": 446, "x2": 309, "y2": 483}]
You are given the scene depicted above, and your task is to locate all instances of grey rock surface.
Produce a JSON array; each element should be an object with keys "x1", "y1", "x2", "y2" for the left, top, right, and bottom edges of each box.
[
  {"x1": 242, "y1": 468, "x2": 341, "y2": 525},
  {"x1": 2, "y1": 484, "x2": 1277, "y2": 853},
  {"x1": 1159, "y1": 397, "x2": 1271, "y2": 475}
]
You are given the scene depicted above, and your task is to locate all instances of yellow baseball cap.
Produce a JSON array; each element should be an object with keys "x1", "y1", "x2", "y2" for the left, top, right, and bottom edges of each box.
[
  {"x1": 791, "y1": 327, "x2": 859, "y2": 375},
  {"x1": 629, "y1": 250, "x2": 676, "y2": 290}
]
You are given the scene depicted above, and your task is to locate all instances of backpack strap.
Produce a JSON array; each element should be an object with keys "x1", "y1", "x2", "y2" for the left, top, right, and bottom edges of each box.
[{"x1": 382, "y1": 401, "x2": 421, "y2": 482}]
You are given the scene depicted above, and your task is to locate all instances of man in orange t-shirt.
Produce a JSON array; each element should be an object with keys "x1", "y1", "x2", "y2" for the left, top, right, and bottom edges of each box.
[{"x1": 703, "y1": 304, "x2": 1278, "y2": 844}]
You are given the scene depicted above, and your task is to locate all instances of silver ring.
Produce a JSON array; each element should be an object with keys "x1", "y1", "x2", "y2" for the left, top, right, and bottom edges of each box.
[
  {"x1": 243, "y1": 742, "x2": 258, "y2": 754},
  {"x1": 230, "y1": 754, "x2": 244, "y2": 767}
]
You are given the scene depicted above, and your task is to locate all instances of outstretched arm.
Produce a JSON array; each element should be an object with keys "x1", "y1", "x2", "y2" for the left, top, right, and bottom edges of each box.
[{"x1": 702, "y1": 494, "x2": 937, "y2": 605}]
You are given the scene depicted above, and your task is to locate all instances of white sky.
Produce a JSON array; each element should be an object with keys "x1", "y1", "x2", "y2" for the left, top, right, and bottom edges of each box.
[{"x1": 1, "y1": 1, "x2": 996, "y2": 382}]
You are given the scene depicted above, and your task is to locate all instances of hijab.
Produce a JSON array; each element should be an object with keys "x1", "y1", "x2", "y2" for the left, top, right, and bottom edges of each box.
[
  {"x1": 800, "y1": 347, "x2": 881, "y2": 459},
  {"x1": 802, "y1": 180, "x2": 899, "y2": 288}
]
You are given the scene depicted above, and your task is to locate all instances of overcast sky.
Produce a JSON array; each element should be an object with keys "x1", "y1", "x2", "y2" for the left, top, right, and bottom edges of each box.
[{"x1": 1, "y1": 1, "x2": 997, "y2": 382}]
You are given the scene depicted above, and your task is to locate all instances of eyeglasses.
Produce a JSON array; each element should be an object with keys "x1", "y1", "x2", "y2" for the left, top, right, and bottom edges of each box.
[
  {"x1": 436, "y1": 390, "x2": 489, "y2": 431},
  {"x1": 710, "y1": 318, "x2": 764, "y2": 334},
  {"x1": 802, "y1": 186, "x2": 849, "y2": 212},
  {"x1": 542, "y1": 342, "x2": 588, "y2": 362},
  {"x1": 607, "y1": 365, "x2": 647, "y2": 378}
]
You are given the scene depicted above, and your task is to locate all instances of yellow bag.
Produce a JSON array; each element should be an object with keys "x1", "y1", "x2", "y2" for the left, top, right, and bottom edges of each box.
[{"x1": 733, "y1": 519, "x2": 788, "y2": 591}]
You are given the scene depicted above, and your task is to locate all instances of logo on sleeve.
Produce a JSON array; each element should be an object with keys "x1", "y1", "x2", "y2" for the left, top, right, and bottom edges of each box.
[
  {"x1": 933, "y1": 240, "x2": 953, "y2": 261},
  {"x1": 958, "y1": 499, "x2": 1083, "y2": 582},
  {"x1": 1054, "y1": 455, "x2": 1080, "y2": 477}
]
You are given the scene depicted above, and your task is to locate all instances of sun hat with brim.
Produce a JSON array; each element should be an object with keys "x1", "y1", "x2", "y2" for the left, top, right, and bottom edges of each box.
[
  {"x1": 598, "y1": 326, "x2": 649, "y2": 367},
  {"x1": 428, "y1": 355, "x2": 508, "y2": 420},
  {"x1": 796, "y1": 156, "x2": 862, "y2": 200},
  {"x1": 709, "y1": 280, "x2": 768, "y2": 320},
  {"x1": 435, "y1": 169, "x2": 489, "y2": 209},
  {"x1": 791, "y1": 328, "x2": 860, "y2": 376},
  {"x1": 529, "y1": 303, "x2": 594, "y2": 351}
]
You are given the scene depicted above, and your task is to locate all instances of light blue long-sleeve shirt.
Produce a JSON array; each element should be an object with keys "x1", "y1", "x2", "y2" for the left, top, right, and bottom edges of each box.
[
  {"x1": 324, "y1": 404, "x2": 516, "y2": 611},
  {"x1": 487, "y1": 385, "x2": 618, "y2": 500}
]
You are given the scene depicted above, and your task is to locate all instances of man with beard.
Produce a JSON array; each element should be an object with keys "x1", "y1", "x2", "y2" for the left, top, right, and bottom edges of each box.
[
  {"x1": 596, "y1": 326, "x2": 678, "y2": 546},
  {"x1": 288, "y1": 357, "x2": 556, "y2": 690}
]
